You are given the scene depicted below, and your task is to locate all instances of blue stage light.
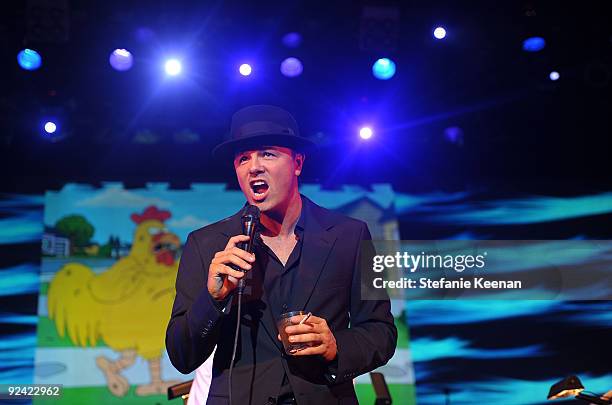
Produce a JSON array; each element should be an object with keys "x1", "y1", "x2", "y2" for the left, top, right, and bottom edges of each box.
[
  {"x1": 280, "y1": 57, "x2": 303, "y2": 77},
  {"x1": 282, "y1": 32, "x2": 302, "y2": 48},
  {"x1": 359, "y1": 127, "x2": 373, "y2": 140},
  {"x1": 164, "y1": 59, "x2": 182, "y2": 76},
  {"x1": 372, "y1": 58, "x2": 396, "y2": 80},
  {"x1": 549, "y1": 71, "x2": 560, "y2": 81},
  {"x1": 17, "y1": 49, "x2": 42, "y2": 71},
  {"x1": 44, "y1": 121, "x2": 57, "y2": 134},
  {"x1": 135, "y1": 27, "x2": 155, "y2": 43},
  {"x1": 444, "y1": 126, "x2": 464, "y2": 144},
  {"x1": 239, "y1": 63, "x2": 252, "y2": 76},
  {"x1": 522, "y1": 36, "x2": 546, "y2": 52},
  {"x1": 109, "y1": 49, "x2": 133, "y2": 71},
  {"x1": 433, "y1": 26, "x2": 447, "y2": 39}
]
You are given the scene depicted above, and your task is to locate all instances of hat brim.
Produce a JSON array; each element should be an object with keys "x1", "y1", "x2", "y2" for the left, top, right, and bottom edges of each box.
[{"x1": 212, "y1": 133, "x2": 316, "y2": 161}]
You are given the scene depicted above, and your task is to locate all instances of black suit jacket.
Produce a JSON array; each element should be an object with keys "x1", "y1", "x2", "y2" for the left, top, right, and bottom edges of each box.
[{"x1": 166, "y1": 196, "x2": 397, "y2": 405}]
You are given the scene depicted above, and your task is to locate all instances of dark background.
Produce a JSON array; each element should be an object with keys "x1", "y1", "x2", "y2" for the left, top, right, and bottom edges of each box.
[
  {"x1": 0, "y1": 1, "x2": 611, "y2": 404},
  {"x1": 1, "y1": 0, "x2": 610, "y2": 193}
]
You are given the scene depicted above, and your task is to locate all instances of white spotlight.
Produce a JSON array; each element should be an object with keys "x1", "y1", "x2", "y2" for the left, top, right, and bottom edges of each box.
[
  {"x1": 239, "y1": 63, "x2": 252, "y2": 76},
  {"x1": 549, "y1": 71, "x2": 560, "y2": 81},
  {"x1": 44, "y1": 122, "x2": 57, "y2": 134},
  {"x1": 359, "y1": 127, "x2": 373, "y2": 140},
  {"x1": 164, "y1": 59, "x2": 182, "y2": 76},
  {"x1": 434, "y1": 26, "x2": 447, "y2": 40}
]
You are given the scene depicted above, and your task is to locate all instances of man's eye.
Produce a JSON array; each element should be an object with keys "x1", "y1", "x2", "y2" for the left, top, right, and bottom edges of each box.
[
  {"x1": 263, "y1": 152, "x2": 275, "y2": 157},
  {"x1": 239, "y1": 156, "x2": 248, "y2": 163}
]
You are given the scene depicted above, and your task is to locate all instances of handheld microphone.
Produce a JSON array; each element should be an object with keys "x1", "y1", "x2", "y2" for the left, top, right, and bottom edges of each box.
[{"x1": 237, "y1": 204, "x2": 260, "y2": 294}]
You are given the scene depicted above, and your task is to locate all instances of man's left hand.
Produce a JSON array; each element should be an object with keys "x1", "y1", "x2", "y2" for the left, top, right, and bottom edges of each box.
[{"x1": 278, "y1": 314, "x2": 337, "y2": 362}]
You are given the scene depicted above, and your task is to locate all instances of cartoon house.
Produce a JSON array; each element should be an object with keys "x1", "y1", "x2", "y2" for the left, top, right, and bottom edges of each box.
[
  {"x1": 42, "y1": 226, "x2": 71, "y2": 257},
  {"x1": 335, "y1": 196, "x2": 399, "y2": 240}
]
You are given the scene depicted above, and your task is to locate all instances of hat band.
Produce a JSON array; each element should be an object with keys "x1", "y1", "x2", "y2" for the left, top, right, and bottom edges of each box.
[{"x1": 235, "y1": 121, "x2": 296, "y2": 138}]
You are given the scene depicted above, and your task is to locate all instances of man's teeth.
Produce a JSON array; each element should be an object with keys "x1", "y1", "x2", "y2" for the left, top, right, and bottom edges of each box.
[{"x1": 251, "y1": 180, "x2": 268, "y2": 196}]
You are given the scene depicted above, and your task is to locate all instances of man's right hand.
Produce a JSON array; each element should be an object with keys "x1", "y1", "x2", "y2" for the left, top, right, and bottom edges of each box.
[{"x1": 207, "y1": 235, "x2": 255, "y2": 301}]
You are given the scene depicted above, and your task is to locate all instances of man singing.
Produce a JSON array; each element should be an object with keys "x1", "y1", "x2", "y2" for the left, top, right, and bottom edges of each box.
[{"x1": 166, "y1": 105, "x2": 397, "y2": 405}]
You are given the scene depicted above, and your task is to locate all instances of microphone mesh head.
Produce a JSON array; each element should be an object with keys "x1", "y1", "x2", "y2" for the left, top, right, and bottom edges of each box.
[{"x1": 243, "y1": 204, "x2": 261, "y2": 221}]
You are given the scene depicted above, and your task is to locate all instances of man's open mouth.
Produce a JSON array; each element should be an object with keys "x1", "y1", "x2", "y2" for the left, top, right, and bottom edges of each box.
[{"x1": 250, "y1": 179, "x2": 269, "y2": 200}]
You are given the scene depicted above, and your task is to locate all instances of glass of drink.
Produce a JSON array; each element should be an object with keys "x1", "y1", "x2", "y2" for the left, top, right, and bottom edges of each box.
[{"x1": 277, "y1": 311, "x2": 310, "y2": 355}]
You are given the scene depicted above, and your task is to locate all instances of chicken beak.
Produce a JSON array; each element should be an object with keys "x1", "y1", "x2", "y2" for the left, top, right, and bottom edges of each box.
[{"x1": 152, "y1": 232, "x2": 180, "y2": 266}]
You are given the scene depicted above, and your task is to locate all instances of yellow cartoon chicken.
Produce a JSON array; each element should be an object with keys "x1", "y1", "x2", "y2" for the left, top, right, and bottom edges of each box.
[{"x1": 48, "y1": 206, "x2": 182, "y2": 396}]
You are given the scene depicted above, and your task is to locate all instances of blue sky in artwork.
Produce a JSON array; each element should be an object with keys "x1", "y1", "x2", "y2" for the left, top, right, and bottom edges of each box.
[{"x1": 43, "y1": 183, "x2": 396, "y2": 244}]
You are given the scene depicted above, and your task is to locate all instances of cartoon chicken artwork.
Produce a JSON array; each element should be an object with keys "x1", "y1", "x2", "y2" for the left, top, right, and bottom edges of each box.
[{"x1": 47, "y1": 206, "x2": 183, "y2": 396}]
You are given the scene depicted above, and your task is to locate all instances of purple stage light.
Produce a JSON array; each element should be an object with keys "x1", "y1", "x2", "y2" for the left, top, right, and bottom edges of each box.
[
  {"x1": 549, "y1": 71, "x2": 560, "y2": 81},
  {"x1": 280, "y1": 57, "x2": 303, "y2": 77},
  {"x1": 109, "y1": 49, "x2": 133, "y2": 71}
]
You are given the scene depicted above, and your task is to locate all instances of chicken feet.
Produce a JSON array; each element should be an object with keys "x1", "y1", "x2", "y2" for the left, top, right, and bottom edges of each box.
[
  {"x1": 136, "y1": 357, "x2": 181, "y2": 396},
  {"x1": 96, "y1": 349, "x2": 136, "y2": 397}
]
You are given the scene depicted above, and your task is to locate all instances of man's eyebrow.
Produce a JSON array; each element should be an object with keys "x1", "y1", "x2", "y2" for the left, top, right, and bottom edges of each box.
[{"x1": 234, "y1": 146, "x2": 281, "y2": 158}]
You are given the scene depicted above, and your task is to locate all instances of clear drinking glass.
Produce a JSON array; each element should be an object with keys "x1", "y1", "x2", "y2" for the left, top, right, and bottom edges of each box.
[{"x1": 277, "y1": 311, "x2": 310, "y2": 355}]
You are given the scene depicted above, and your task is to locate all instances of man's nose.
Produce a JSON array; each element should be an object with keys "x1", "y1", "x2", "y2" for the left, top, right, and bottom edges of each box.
[{"x1": 248, "y1": 155, "x2": 264, "y2": 174}]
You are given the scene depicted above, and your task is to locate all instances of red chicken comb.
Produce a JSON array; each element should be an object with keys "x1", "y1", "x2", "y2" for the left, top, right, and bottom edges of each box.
[{"x1": 131, "y1": 206, "x2": 171, "y2": 224}]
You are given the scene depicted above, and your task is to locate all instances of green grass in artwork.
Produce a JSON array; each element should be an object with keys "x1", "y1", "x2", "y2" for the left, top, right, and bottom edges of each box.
[
  {"x1": 356, "y1": 383, "x2": 416, "y2": 405},
  {"x1": 32, "y1": 386, "x2": 166, "y2": 405},
  {"x1": 395, "y1": 316, "x2": 410, "y2": 349},
  {"x1": 37, "y1": 313, "x2": 406, "y2": 351},
  {"x1": 31, "y1": 384, "x2": 414, "y2": 405},
  {"x1": 37, "y1": 316, "x2": 107, "y2": 348}
]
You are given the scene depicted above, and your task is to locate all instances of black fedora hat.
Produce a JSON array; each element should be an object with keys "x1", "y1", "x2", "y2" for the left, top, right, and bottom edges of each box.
[{"x1": 212, "y1": 105, "x2": 316, "y2": 160}]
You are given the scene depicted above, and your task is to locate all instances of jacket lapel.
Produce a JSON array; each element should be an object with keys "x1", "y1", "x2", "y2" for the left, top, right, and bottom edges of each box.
[
  {"x1": 292, "y1": 196, "x2": 337, "y2": 311},
  {"x1": 220, "y1": 207, "x2": 284, "y2": 350},
  {"x1": 219, "y1": 197, "x2": 338, "y2": 349}
]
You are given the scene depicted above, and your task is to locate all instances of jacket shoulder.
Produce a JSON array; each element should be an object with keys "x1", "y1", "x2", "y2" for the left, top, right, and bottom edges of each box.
[
  {"x1": 188, "y1": 212, "x2": 241, "y2": 242},
  {"x1": 307, "y1": 198, "x2": 368, "y2": 233}
]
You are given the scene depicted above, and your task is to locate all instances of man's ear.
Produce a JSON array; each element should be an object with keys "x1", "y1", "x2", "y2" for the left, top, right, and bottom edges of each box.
[{"x1": 294, "y1": 153, "x2": 305, "y2": 176}]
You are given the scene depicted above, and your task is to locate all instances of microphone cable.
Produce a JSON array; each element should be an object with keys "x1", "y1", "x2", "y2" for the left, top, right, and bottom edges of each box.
[
  {"x1": 228, "y1": 205, "x2": 259, "y2": 405},
  {"x1": 229, "y1": 290, "x2": 243, "y2": 405}
]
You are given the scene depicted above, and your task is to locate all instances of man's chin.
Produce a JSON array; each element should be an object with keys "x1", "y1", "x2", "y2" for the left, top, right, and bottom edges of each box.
[
  {"x1": 249, "y1": 199, "x2": 269, "y2": 210},
  {"x1": 252, "y1": 199, "x2": 282, "y2": 215},
  {"x1": 248, "y1": 191, "x2": 269, "y2": 206},
  {"x1": 246, "y1": 192, "x2": 284, "y2": 213}
]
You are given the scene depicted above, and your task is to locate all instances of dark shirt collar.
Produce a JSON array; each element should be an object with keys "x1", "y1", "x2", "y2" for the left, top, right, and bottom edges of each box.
[
  {"x1": 295, "y1": 200, "x2": 305, "y2": 234},
  {"x1": 250, "y1": 196, "x2": 306, "y2": 244}
]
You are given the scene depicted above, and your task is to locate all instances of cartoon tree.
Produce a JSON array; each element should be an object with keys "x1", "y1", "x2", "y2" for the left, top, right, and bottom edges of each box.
[{"x1": 55, "y1": 215, "x2": 94, "y2": 254}]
